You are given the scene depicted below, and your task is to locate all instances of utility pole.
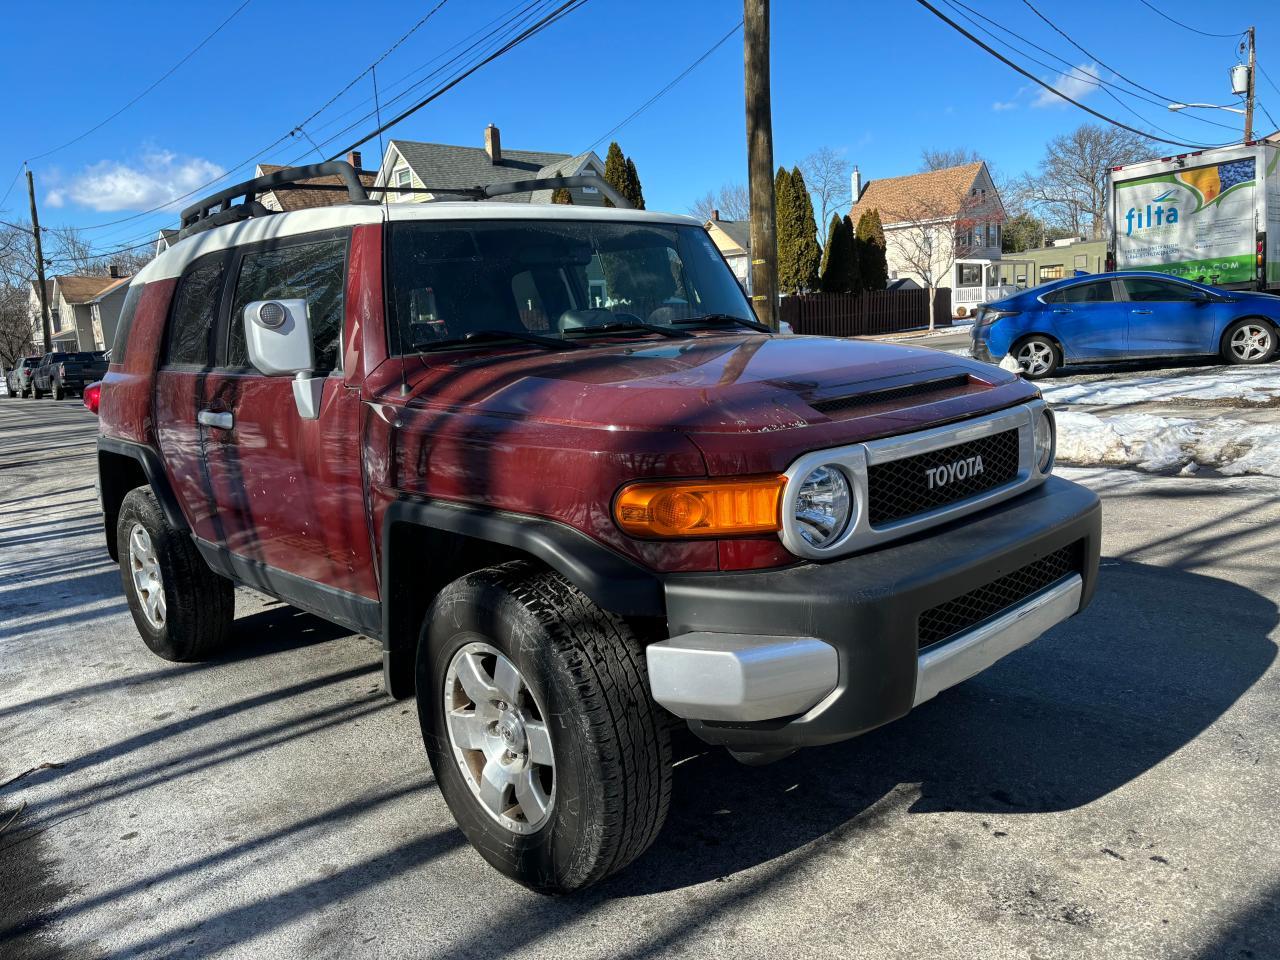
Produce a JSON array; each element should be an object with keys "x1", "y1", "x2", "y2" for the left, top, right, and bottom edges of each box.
[
  {"x1": 1244, "y1": 26, "x2": 1255, "y2": 142},
  {"x1": 743, "y1": 0, "x2": 778, "y2": 330},
  {"x1": 26, "y1": 168, "x2": 51, "y2": 353}
]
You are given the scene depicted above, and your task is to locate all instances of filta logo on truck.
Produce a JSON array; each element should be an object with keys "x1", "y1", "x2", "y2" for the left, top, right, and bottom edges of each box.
[{"x1": 1109, "y1": 142, "x2": 1280, "y2": 290}]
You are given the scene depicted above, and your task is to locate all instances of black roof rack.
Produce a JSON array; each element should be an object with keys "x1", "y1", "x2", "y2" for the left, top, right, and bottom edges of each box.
[{"x1": 176, "y1": 163, "x2": 633, "y2": 241}]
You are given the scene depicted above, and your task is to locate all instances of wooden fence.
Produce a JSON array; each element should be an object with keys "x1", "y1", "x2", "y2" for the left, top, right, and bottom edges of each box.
[{"x1": 778, "y1": 288, "x2": 952, "y2": 337}]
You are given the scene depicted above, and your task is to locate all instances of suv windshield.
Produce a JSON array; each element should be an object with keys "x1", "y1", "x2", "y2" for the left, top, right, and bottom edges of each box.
[{"x1": 386, "y1": 219, "x2": 756, "y2": 353}]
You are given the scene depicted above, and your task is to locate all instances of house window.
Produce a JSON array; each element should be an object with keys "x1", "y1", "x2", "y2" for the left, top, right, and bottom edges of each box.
[
  {"x1": 1074, "y1": 254, "x2": 1088, "y2": 270},
  {"x1": 1040, "y1": 264, "x2": 1065, "y2": 281},
  {"x1": 957, "y1": 264, "x2": 983, "y2": 286},
  {"x1": 396, "y1": 167, "x2": 413, "y2": 202}
]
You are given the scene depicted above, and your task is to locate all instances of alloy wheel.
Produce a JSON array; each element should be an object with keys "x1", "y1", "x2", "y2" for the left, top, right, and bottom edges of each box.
[
  {"x1": 128, "y1": 523, "x2": 167, "y2": 629},
  {"x1": 1016, "y1": 340, "x2": 1054, "y2": 376},
  {"x1": 443, "y1": 641, "x2": 555, "y2": 835},
  {"x1": 1230, "y1": 324, "x2": 1272, "y2": 362}
]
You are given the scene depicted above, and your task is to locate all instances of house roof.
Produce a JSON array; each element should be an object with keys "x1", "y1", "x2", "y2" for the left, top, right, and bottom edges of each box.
[
  {"x1": 708, "y1": 219, "x2": 751, "y2": 252},
  {"x1": 86, "y1": 276, "x2": 132, "y2": 303},
  {"x1": 386, "y1": 139, "x2": 600, "y2": 203},
  {"x1": 850, "y1": 161, "x2": 985, "y2": 227},
  {"x1": 256, "y1": 164, "x2": 379, "y2": 212},
  {"x1": 53, "y1": 275, "x2": 121, "y2": 304}
]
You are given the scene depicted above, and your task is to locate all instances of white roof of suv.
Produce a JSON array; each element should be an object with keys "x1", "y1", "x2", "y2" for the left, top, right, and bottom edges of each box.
[{"x1": 137, "y1": 202, "x2": 701, "y2": 283}]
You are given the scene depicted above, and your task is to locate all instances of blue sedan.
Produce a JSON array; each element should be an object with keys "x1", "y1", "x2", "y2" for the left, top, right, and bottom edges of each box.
[{"x1": 970, "y1": 271, "x2": 1280, "y2": 379}]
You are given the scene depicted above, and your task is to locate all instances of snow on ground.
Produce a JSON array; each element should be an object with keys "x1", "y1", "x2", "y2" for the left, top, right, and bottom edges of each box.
[
  {"x1": 1042, "y1": 366, "x2": 1280, "y2": 406},
  {"x1": 1055, "y1": 410, "x2": 1280, "y2": 477}
]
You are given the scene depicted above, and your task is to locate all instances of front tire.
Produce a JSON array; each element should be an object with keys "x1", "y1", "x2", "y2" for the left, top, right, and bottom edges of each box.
[
  {"x1": 418, "y1": 562, "x2": 671, "y2": 893},
  {"x1": 116, "y1": 487, "x2": 235, "y2": 661},
  {"x1": 1013, "y1": 335, "x2": 1060, "y2": 380},
  {"x1": 32, "y1": 382, "x2": 43, "y2": 399},
  {"x1": 1221, "y1": 319, "x2": 1276, "y2": 365}
]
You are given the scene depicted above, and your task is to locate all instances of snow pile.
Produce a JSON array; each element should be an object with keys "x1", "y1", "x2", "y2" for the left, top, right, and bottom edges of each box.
[
  {"x1": 1056, "y1": 411, "x2": 1280, "y2": 477},
  {"x1": 1042, "y1": 367, "x2": 1280, "y2": 406}
]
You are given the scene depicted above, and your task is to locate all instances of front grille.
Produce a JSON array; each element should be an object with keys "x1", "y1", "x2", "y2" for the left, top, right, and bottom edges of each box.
[
  {"x1": 867, "y1": 427, "x2": 1020, "y2": 526},
  {"x1": 811, "y1": 375, "x2": 971, "y2": 416},
  {"x1": 917, "y1": 543, "x2": 1080, "y2": 650}
]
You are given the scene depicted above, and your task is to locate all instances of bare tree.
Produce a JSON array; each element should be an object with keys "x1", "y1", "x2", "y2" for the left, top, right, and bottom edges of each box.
[
  {"x1": 1022, "y1": 123, "x2": 1151, "y2": 239},
  {"x1": 688, "y1": 183, "x2": 751, "y2": 222},
  {"x1": 920, "y1": 147, "x2": 986, "y2": 172},
  {"x1": 800, "y1": 147, "x2": 852, "y2": 230},
  {"x1": 880, "y1": 191, "x2": 993, "y2": 330},
  {"x1": 0, "y1": 281, "x2": 38, "y2": 372}
]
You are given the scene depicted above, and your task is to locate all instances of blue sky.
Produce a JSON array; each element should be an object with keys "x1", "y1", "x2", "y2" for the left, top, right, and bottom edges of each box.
[{"x1": 1, "y1": 0, "x2": 1277, "y2": 257}]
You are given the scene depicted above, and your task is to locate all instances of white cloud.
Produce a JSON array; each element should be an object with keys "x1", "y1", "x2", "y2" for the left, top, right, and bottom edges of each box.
[
  {"x1": 992, "y1": 99, "x2": 1018, "y2": 111},
  {"x1": 46, "y1": 150, "x2": 225, "y2": 211},
  {"x1": 1034, "y1": 63, "x2": 1102, "y2": 108}
]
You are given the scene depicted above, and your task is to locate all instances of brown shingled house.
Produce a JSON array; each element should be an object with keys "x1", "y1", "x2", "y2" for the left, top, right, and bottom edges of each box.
[
  {"x1": 254, "y1": 151, "x2": 378, "y2": 212},
  {"x1": 849, "y1": 162, "x2": 1005, "y2": 304},
  {"x1": 29, "y1": 272, "x2": 132, "y2": 350}
]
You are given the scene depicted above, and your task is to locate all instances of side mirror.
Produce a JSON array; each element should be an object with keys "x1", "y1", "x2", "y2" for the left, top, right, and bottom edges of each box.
[{"x1": 242, "y1": 299, "x2": 323, "y2": 420}]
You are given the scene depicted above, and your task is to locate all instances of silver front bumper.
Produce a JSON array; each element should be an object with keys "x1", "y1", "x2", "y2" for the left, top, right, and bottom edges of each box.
[{"x1": 648, "y1": 574, "x2": 1083, "y2": 724}]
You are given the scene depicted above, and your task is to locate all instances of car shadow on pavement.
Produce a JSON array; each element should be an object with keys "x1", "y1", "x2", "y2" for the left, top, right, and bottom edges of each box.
[{"x1": 608, "y1": 556, "x2": 1277, "y2": 895}]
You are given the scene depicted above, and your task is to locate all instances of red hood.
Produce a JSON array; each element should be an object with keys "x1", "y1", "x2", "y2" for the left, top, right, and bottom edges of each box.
[{"x1": 388, "y1": 333, "x2": 1033, "y2": 437}]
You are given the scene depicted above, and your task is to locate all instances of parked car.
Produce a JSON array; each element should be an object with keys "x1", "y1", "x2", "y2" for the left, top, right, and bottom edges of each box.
[
  {"x1": 970, "y1": 271, "x2": 1280, "y2": 379},
  {"x1": 8, "y1": 355, "x2": 41, "y2": 398},
  {"x1": 97, "y1": 160, "x2": 1101, "y2": 893},
  {"x1": 32, "y1": 350, "x2": 109, "y2": 399}
]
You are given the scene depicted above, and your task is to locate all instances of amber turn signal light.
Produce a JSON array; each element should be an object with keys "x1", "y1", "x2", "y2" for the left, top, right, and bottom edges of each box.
[{"x1": 614, "y1": 476, "x2": 786, "y2": 538}]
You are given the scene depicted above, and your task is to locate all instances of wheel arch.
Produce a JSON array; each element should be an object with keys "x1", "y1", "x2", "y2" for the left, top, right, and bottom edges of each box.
[
  {"x1": 379, "y1": 499, "x2": 664, "y2": 699},
  {"x1": 1219, "y1": 314, "x2": 1279, "y2": 352},
  {"x1": 98, "y1": 437, "x2": 188, "y2": 562}
]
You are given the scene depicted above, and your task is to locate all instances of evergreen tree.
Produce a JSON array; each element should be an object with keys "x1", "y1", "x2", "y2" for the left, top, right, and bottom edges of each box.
[
  {"x1": 855, "y1": 208, "x2": 889, "y2": 290},
  {"x1": 775, "y1": 166, "x2": 804, "y2": 295},
  {"x1": 791, "y1": 166, "x2": 821, "y2": 291},
  {"x1": 819, "y1": 214, "x2": 860, "y2": 294},
  {"x1": 550, "y1": 169, "x2": 573, "y2": 205},
  {"x1": 623, "y1": 157, "x2": 646, "y2": 209},
  {"x1": 602, "y1": 142, "x2": 627, "y2": 209}
]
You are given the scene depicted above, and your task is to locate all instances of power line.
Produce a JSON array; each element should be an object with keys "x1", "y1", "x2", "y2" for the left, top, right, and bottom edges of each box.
[
  {"x1": 1019, "y1": 0, "x2": 1239, "y2": 128},
  {"x1": 78, "y1": 0, "x2": 547, "y2": 245},
  {"x1": 586, "y1": 20, "x2": 743, "y2": 153},
  {"x1": 1261, "y1": 62, "x2": 1280, "y2": 99},
  {"x1": 26, "y1": 0, "x2": 255, "y2": 164},
  {"x1": 0, "y1": 165, "x2": 22, "y2": 210},
  {"x1": 1134, "y1": 0, "x2": 1244, "y2": 40},
  {"x1": 942, "y1": 0, "x2": 1238, "y2": 137},
  {"x1": 325, "y1": 0, "x2": 591, "y2": 161},
  {"x1": 913, "y1": 0, "x2": 1228, "y2": 148}
]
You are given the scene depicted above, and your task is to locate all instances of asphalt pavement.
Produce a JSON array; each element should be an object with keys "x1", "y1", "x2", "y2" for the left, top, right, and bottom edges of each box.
[{"x1": 2, "y1": 395, "x2": 1278, "y2": 960}]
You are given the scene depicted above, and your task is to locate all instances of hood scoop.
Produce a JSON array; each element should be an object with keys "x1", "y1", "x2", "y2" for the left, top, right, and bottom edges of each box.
[{"x1": 810, "y1": 374, "x2": 976, "y2": 418}]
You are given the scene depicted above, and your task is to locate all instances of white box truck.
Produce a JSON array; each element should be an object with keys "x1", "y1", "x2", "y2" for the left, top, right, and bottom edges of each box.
[{"x1": 1108, "y1": 141, "x2": 1280, "y2": 290}]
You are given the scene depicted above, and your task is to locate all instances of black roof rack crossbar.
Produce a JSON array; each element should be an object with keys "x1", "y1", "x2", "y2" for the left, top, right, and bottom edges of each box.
[
  {"x1": 177, "y1": 161, "x2": 370, "y2": 239},
  {"x1": 481, "y1": 175, "x2": 631, "y2": 208}
]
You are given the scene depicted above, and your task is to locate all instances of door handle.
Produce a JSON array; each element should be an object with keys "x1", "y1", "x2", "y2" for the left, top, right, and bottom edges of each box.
[
  {"x1": 198, "y1": 410, "x2": 234, "y2": 430},
  {"x1": 1131, "y1": 309, "x2": 1153, "y2": 315},
  {"x1": 1051, "y1": 308, "x2": 1070, "y2": 314}
]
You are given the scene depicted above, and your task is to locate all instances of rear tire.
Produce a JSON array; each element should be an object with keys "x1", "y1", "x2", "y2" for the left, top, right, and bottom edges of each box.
[
  {"x1": 52, "y1": 380, "x2": 64, "y2": 400},
  {"x1": 1221, "y1": 319, "x2": 1276, "y2": 365},
  {"x1": 1012, "y1": 335, "x2": 1060, "y2": 380},
  {"x1": 116, "y1": 487, "x2": 235, "y2": 661},
  {"x1": 32, "y1": 383, "x2": 43, "y2": 399},
  {"x1": 418, "y1": 562, "x2": 671, "y2": 893}
]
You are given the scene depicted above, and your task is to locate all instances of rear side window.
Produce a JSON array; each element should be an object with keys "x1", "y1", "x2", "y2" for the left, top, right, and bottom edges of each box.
[
  {"x1": 1124, "y1": 278, "x2": 1202, "y2": 302},
  {"x1": 1048, "y1": 281, "x2": 1114, "y2": 304},
  {"x1": 166, "y1": 255, "x2": 225, "y2": 366},
  {"x1": 227, "y1": 238, "x2": 346, "y2": 373},
  {"x1": 111, "y1": 283, "x2": 145, "y2": 363}
]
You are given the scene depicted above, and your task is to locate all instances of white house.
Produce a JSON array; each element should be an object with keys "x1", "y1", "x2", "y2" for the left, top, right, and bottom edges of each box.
[{"x1": 369, "y1": 125, "x2": 608, "y2": 206}]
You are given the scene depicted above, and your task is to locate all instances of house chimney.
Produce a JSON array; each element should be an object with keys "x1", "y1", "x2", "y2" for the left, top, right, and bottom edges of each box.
[
  {"x1": 851, "y1": 166, "x2": 862, "y2": 201},
  {"x1": 346, "y1": 150, "x2": 362, "y2": 172},
  {"x1": 484, "y1": 124, "x2": 502, "y2": 164},
  {"x1": 712, "y1": 209, "x2": 720, "y2": 221},
  {"x1": 108, "y1": 264, "x2": 120, "y2": 279}
]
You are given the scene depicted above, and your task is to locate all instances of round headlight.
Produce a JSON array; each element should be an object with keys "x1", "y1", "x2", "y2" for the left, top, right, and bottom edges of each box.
[
  {"x1": 794, "y1": 465, "x2": 852, "y2": 548},
  {"x1": 1034, "y1": 409, "x2": 1056, "y2": 473}
]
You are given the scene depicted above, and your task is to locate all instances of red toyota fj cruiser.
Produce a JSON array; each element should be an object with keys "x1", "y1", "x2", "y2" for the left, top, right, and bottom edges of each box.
[{"x1": 96, "y1": 162, "x2": 1101, "y2": 892}]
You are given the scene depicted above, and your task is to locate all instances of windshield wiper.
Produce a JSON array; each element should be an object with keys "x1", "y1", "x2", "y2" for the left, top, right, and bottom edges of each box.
[
  {"x1": 669, "y1": 313, "x2": 771, "y2": 333},
  {"x1": 566, "y1": 320, "x2": 692, "y2": 340},
  {"x1": 414, "y1": 328, "x2": 578, "y2": 353}
]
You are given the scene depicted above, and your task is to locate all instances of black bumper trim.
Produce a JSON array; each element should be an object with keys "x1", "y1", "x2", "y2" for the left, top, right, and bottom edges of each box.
[{"x1": 663, "y1": 475, "x2": 1101, "y2": 750}]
